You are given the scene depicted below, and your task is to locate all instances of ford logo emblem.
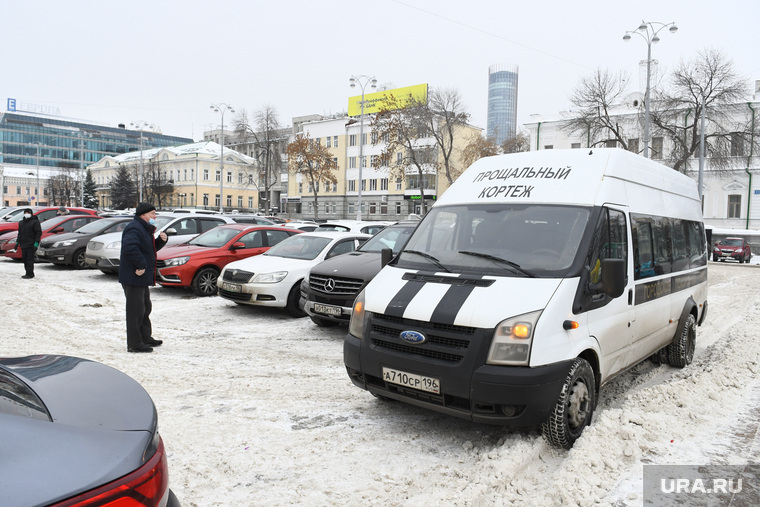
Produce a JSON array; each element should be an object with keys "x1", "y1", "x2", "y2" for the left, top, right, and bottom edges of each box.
[{"x1": 400, "y1": 330, "x2": 426, "y2": 344}]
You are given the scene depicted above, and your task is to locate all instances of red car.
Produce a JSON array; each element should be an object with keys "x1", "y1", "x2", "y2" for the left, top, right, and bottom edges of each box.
[
  {"x1": 156, "y1": 224, "x2": 302, "y2": 296},
  {"x1": 1, "y1": 215, "x2": 102, "y2": 259},
  {"x1": 712, "y1": 237, "x2": 752, "y2": 263},
  {"x1": 0, "y1": 207, "x2": 98, "y2": 239}
]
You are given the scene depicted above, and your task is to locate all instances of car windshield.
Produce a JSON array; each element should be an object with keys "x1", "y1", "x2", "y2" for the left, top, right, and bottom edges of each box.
[
  {"x1": 264, "y1": 235, "x2": 333, "y2": 260},
  {"x1": 396, "y1": 203, "x2": 591, "y2": 277},
  {"x1": 75, "y1": 219, "x2": 119, "y2": 234},
  {"x1": 721, "y1": 239, "x2": 744, "y2": 246},
  {"x1": 39, "y1": 216, "x2": 70, "y2": 229},
  {"x1": 359, "y1": 226, "x2": 415, "y2": 254},
  {"x1": 188, "y1": 227, "x2": 241, "y2": 248}
]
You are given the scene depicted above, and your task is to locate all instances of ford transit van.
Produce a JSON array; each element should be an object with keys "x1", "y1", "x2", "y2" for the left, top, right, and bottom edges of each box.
[{"x1": 344, "y1": 148, "x2": 708, "y2": 448}]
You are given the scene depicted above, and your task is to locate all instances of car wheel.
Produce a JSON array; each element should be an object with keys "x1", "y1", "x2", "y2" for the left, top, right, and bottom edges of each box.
[
  {"x1": 712, "y1": 255, "x2": 718, "y2": 262},
  {"x1": 286, "y1": 283, "x2": 307, "y2": 318},
  {"x1": 739, "y1": 255, "x2": 744, "y2": 264},
  {"x1": 310, "y1": 315, "x2": 339, "y2": 327},
  {"x1": 72, "y1": 248, "x2": 88, "y2": 270},
  {"x1": 541, "y1": 358, "x2": 596, "y2": 449},
  {"x1": 667, "y1": 314, "x2": 696, "y2": 368},
  {"x1": 192, "y1": 267, "x2": 220, "y2": 297}
]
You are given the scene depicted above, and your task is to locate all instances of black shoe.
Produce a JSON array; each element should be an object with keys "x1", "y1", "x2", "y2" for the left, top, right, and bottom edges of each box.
[
  {"x1": 128, "y1": 345, "x2": 153, "y2": 353},
  {"x1": 21, "y1": 275, "x2": 34, "y2": 279},
  {"x1": 145, "y1": 338, "x2": 163, "y2": 347}
]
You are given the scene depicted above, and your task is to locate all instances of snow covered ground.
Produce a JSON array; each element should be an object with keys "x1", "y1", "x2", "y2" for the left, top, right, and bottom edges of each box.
[{"x1": 1, "y1": 257, "x2": 759, "y2": 506}]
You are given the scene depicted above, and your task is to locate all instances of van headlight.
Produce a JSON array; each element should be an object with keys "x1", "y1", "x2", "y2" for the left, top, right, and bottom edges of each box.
[
  {"x1": 253, "y1": 271, "x2": 287, "y2": 283},
  {"x1": 348, "y1": 289, "x2": 367, "y2": 338},
  {"x1": 486, "y1": 310, "x2": 542, "y2": 366}
]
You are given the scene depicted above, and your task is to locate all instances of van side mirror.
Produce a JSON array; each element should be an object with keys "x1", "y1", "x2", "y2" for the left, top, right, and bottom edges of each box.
[
  {"x1": 600, "y1": 258, "x2": 626, "y2": 298},
  {"x1": 381, "y1": 248, "x2": 393, "y2": 267}
]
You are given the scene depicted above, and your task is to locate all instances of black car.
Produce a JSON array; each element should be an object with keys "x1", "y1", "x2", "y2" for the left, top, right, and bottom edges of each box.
[
  {"x1": 0, "y1": 355, "x2": 180, "y2": 506},
  {"x1": 36, "y1": 216, "x2": 132, "y2": 269},
  {"x1": 302, "y1": 222, "x2": 417, "y2": 326}
]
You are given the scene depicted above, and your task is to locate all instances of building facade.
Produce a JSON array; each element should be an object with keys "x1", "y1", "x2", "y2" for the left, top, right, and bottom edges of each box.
[
  {"x1": 487, "y1": 63, "x2": 519, "y2": 145},
  {"x1": 88, "y1": 141, "x2": 259, "y2": 211},
  {"x1": 0, "y1": 109, "x2": 192, "y2": 207}
]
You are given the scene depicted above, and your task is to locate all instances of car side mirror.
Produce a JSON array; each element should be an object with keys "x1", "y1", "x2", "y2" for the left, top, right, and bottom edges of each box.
[
  {"x1": 165, "y1": 227, "x2": 177, "y2": 236},
  {"x1": 51, "y1": 227, "x2": 64, "y2": 233},
  {"x1": 381, "y1": 248, "x2": 393, "y2": 268},
  {"x1": 230, "y1": 241, "x2": 245, "y2": 250}
]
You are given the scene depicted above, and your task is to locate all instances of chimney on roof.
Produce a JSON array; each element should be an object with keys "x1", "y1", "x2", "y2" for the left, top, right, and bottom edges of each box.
[{"x1": 118, "y1": 123, "x2": 126, "y2": 129}]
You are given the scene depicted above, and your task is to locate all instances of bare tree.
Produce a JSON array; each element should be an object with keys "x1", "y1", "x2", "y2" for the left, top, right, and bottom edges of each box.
[
  {"x1": 650, "y1": 49, "x2": 757, "y2": 172},
  {"x1": 460, "y1": 133, "x2": 500, "y2": 169},
  {"x1": 501, "y1": 130, "x2": 531, "y2": 154},
  {"x1": 286, "y1": 133, "x2": 337, "y2": 220},
  {"x1": 425, "y1": 88, "x2": 471, "y2": 184},
  {"x1": 143, "y1": 159, "x2": 174, "y2": 209},
  {"x1": 563, "y1": 68, "x2": 632, "y2": 149},
  {"x1": 49, "y1": 170, "x2": 78, "y2": 205}
]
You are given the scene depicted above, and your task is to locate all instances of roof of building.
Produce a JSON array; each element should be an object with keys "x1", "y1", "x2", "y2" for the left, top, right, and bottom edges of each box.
[{"x1": 103, "y1": 141, "x2": 256, "y2": 165}]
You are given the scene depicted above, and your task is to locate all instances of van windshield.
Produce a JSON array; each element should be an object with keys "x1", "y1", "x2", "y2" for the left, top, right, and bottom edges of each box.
[{"x1": 397, "y1": 204, "x2": 591, "y2": 277}]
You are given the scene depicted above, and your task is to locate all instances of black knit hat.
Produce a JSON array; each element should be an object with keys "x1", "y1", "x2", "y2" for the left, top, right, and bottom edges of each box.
[{"x1": 135, "y1": 202, "x2": 156, "y2": 216}]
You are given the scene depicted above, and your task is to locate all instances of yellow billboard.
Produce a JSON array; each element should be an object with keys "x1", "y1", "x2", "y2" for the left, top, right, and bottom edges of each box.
[{"x1": 348, "y1": 83, "x2": 428, "y2": 117}]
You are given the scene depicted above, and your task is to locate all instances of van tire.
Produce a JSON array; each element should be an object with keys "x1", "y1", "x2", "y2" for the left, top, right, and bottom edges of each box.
[
  {"x1": 541, "y1": 358, "x2": 596, "y2": 449},
  {"x1": 668, "y1": 314, "x2": 696, "y2": 368}
]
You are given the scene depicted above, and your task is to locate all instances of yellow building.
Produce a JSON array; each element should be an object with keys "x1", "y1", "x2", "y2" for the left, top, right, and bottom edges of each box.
[{"x1": 88, "y1": 141, "x2": 259, "y2": 211}]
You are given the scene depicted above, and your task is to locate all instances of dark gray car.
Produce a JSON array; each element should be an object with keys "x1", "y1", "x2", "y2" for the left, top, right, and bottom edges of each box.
[
  {"x1": 0, "y1": 355, "x2": 179, "y2": 506},
  {"x1": 36, "y1": 216, "x2": 132, "y2": 269}
]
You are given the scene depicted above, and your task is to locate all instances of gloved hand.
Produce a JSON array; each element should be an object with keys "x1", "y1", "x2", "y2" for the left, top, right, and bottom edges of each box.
[{"x1": 34, "y1": 242, "x2": 39, "y2": 248}]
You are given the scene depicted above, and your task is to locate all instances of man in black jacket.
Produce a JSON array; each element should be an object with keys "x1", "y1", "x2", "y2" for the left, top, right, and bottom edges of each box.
[
  {"x1": 17, "y1": 208, "x2": 42, "y2": 279},
  {"x1": 119, "y1": 202, "x2": 168, "y2": 353}
]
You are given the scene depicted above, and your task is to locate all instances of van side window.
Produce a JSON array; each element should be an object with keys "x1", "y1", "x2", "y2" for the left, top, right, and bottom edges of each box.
[
  {"x1": 632, "y1": 214, "x2": 706, "y2": 279},
  {"x1": 585, "y1": 208, "x2": 627, "y2": 285}
]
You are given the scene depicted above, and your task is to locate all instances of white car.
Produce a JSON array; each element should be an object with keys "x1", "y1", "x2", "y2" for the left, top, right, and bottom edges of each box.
[
  {"x1": 85, "y1": 214, "x2": 234, "y2": 274},
  {"x1": 315, "y1": 220, "x2": 393, "y2": 235},
  {"x1": 217, "y1": 231, "x2": 370, "y2": 316}
]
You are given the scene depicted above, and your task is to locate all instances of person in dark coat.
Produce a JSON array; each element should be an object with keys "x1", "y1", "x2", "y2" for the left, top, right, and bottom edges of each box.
[
  {"x1": 119, "y1": 202, "x2": 168, "y2": 353},
  {"x1": 17, "y1": 208, "x2": 42, "y2": 279}
]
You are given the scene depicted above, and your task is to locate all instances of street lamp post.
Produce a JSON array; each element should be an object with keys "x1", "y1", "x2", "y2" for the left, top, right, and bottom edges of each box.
[
  {"x1": 130, "y1": 121, "x2": 153, "y2": 203},
  {"x1": 32, "y1": 141, "x2": 42, "y2": 205},
  {"x1": 623, "y1": 20, "x2": 678, "y2": 159},
  {"x1": 75, "y1": 131, "x2": 92, "y2": 206},
  {"x1": 210, "y1": 103, "x2": 235, "y2": 213},
  {"x1": 350, "y1": 75, "x2": 377, "y2": 221}
]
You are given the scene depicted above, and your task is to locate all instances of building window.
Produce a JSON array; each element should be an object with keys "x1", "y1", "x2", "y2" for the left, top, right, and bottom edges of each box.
[
  {"x1": 396, "y1": 152, "x2": 402, "y2": 164},
  {"x1": 348, "y1": 202, "x2": 355, "y2": 215},
  {"x1": 628, "y1": 138, "x2": 639, "y2": 154},
  {"x1": 349, "y1": 134, "x2": 357, "y2": 146},
  {"x1": 248, "y1": 197, "x2": 253, "y2": 208},
  {"x1": 371, "y1": 132, "x2": 378, "y2": 145},
  {"x1": 371, "y1": 155, "x2": 379, "y2": 167},
  {"x1": 369, "y1": 179, "x2": 377, "y2": 191},
  {"x1": 226, "y1": 195, "x2": 232, "y2": 207},
  {"x1": 369, "y1": 202, "x2": 376, "y2": 214},
  {"x1": 362, "y1": 133, "x2": 367, "y2": 146},
  {"x1": 332, "y1": 157, "x2": 338, "y2": 169},
  {"x1": 605, "y1": 140, "x2": 617, "y2": 148},
  {"x1": 326, "y1": 137, "x2": 331, "y2": 148},
  {"x1": 215, "y1": 170, "x2": 221, "y2": 182},
  {"x1": 334, "y1": 136, "x2": 338, "y2": 147},
  {"x1": 238, "y1": 172, "x2": 244, "y2": 184},
  {"x1": 349, "y1": 157, "x2": 357, "y2": 169},
  {"x1": 544, "y1": 145, "x2": 554, "y2": 150},
  {"x1": 203, "y1": 194, "x2": 209, "y2": 206},
  {"x1": 651, "y1": 137, "x2": 663, "y2": 159},
  {"x1": 361, "y1": 180, "x2": 366, "y2": 191},
  {"x1": 238, "y1": 196, "x2": 243, "y2": 208},
  {"x1": 396, "y1": 177, "x2": 402, "y2": 191},
  {"x1": 348, "y1": 180, "x2": 356, "y2": 192},
  {"x1": 728, "y1": 195, "x2": 741, "y2": 218},
  {"x1": 395, "y1": 202, "x2": 402, "y2": 214},
  {"x1": 731, "y1": 133, "x2": 745, "y2": 157},
  {"x1": 298, "y1": 182, "x2": 303, "y2": 194},
  {"x1": 203, "y1": 169, "x2": 209, "y2": 181},
  {"x1": 227, "y1": 171, "x2": 232, "y2": 183},
  {"x1": 362, "y1": 156, "x2": 367, "y2": 168},
  {"x1": 381, "y1": 178, "x2": 389, "y2": 191},
  {"x1": 571, "y1": 143, "x2": 581, "y2": 149},
  {"x1": 380, "y1": 202, "x2": 388, "y2": 214}
]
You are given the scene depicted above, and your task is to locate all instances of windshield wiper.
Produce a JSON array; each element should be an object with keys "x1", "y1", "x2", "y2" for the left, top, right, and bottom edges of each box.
[
  {"x1": 403, "y1": 250, "x2": 451, "y2": 273},
  {"x1": 458, "y1": 251, "x2": 535, "y2": 277}
]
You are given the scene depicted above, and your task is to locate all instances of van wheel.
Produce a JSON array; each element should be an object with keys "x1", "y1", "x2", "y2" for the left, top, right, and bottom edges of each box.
[
  {"x1": 286, "y1": 283, "x2": 307, "y2": 317},
  {"x1": 668, "y1": 314, "x2": 695, "y2": 368},
  {"x1": 192, "y1": 267, "x2": 219, "y2": 297},
  {"x1": 541, "y1": 358, "x2": 595, "y2": 449},
  {"x1": 311, "y1": 316, "x2": 339, "y2": 327}
]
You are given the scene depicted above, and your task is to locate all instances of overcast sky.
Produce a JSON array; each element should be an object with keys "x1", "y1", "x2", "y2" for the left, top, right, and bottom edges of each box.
[{"x1": 3, "y1": 0, "x2": 758, "y2": 141}]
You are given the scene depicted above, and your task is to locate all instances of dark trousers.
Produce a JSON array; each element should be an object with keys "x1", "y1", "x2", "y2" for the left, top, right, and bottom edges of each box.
[
  {"x1": 122, "y1": 284, "x2": 152, "y2": 348},
  {"x1": 21, "y1": 246, "x2": 36, "y2": 277}
]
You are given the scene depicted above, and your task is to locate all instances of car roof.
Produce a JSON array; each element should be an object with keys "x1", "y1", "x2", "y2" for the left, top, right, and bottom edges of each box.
[{"x1": 296, "y1": 230, "x2": 372, "y2": 240}]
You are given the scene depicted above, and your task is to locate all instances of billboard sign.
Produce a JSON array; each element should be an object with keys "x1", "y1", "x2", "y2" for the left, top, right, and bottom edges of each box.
[{"x1": 348, "y1": 83, "x2": 428, "y2": 117}]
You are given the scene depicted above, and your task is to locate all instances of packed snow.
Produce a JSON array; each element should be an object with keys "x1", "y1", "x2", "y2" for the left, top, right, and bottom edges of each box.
[{"x1": 2, "y1": 257, "x2": 759, "y2": 506}]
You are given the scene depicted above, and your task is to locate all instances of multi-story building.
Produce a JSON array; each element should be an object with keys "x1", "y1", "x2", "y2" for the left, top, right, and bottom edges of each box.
[
  {"x1": 487, "y1": 63, "x2": 519, "y2": 145},
  {"x1": 523, "y1": 85, "x2": 760, "y2": 230},
  {"x1": 88, "y1": 141, "x2": 258, "y2": 211},
  {"x1": 0, "y1": 107, "x2": 192, "y2": 206}
]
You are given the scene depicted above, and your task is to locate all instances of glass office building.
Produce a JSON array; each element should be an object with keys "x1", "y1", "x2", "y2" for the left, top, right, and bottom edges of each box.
[
  {"x1": 486, "y1": 63, "x2": 519, "y2": 145},
  {"x1": 0, "y1": 111, "x2": 192, "y2": 172}
]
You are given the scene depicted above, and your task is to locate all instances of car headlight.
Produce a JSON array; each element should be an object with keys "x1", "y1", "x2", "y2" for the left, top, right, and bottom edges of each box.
[
  {"x1": 348, "y1": 289, "x2": 367, "y2": 338},
  {"x1": 53, "y1": 239, "x2": 77, "y2": 248},
  {"x1": 163, "y1": 256, "x2": 190, "y2": 267},
  {"x1": 106, "y1": 240, "x2": 122, "y2": 249},
  {"x1": 486, "y1": 310, "x2": 542, "y2": 366},
  {"x1": 252, "y1": 271, "x2": 288, "y2": 283}
]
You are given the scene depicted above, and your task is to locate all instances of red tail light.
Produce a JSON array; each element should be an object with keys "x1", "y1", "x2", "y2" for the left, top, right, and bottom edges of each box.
[{"x1": 52, "y1": 436, "x2": 169, "y2": 507}]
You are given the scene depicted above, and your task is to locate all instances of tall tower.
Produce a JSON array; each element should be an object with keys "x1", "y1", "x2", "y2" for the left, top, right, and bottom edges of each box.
[{"x1": 486, "y1": 63, "x2": 519, "y2": 145}]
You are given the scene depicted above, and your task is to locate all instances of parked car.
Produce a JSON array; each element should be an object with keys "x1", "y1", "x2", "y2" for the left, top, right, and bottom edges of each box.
[
  {"x1": 157, "y1": 224, "x2": 302, "y2": 296},
  {"x1": 1, "y1": 214, "x2": 102, "y2": 260},
  {"x1": 172, "y1": 208, "x2": 221, "y2": 215},
  {"x1": 315, "y1": 220, "x2": 392, "y2": 235},
  {"x1": 302, "y1": 222, "x2": 417, "y2": 326},
  {"x1": 85, "y1": 214, "x2": 235, "y2": 274},
  {"x1": 217, "y1": 231, "x2": 370, "y2": 316},
  {"x1": 0, "y1": 206, "x2": 25, "y2": 221},
  {"x1": 0, "y1": 207, "x2": 98, "y2": 239},
  {"x1": 712, "y1": 237, "x2": 752, "y2": 263},
  {"x1": 284, "y1": 220, "x2": 319, "y2": 232},
  {"x1": 36, "y1": 216, "x2": 132, "y2": 269},
  {"x1": 0, "y1": 354, "x2": 180, "y2": 506},
  {"x1": 223, "y1": 214, "x2": 276, "y2": 225}
]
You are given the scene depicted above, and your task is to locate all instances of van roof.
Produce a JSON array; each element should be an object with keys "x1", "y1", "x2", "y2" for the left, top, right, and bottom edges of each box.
[{"x1": 437, "y1": 148, "x2": 701, "y2": 220}]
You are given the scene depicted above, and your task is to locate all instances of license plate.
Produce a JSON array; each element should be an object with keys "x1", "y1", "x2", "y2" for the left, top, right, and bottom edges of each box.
[
  {"x1": 314, "y1": 303, "x2": 341, "y2": 316},
  {"x1": 222, "y1": 282, "x2": 241, "y2": 292},
  {"x1": 382, "y1": 367, "x2": 440, "y2": 394}
]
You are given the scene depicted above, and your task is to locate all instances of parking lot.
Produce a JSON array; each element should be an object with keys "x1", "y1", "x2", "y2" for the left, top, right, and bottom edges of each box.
[{"x1": 2, "y1": 259, "x2": 759, "y2": 506}]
